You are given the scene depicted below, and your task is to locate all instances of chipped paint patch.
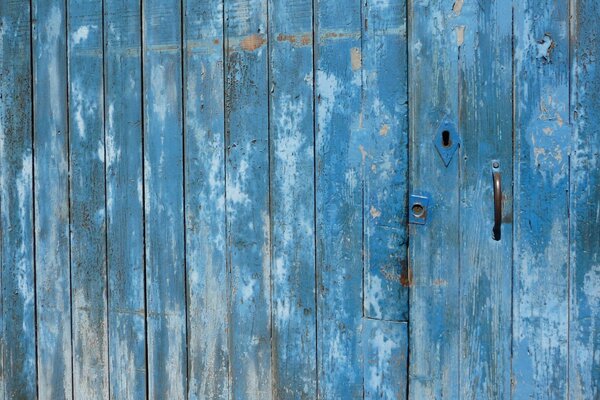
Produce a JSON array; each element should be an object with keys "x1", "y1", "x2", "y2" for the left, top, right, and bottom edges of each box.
[
  {"x1": 456, "y1": 26, "x2": 465, "y2": 46},
  {"x1": 240, "y1": 34, "x2": 266, "y2": 51},
  {"x1": 379, "y1": 124, "x2": 389, "y2": 136},
  {"x1": 351, "y1": 47, "x2": 362, "y2": 70},
  {"x1": 71, "y1": 25, "x2": 97, "y2": 45},
  {"x1": 370, "y1": 206, "x2": 381, "y2": 219},
  {"x1": 453, "y1": 0, "x2": 464, "y2": 15}
]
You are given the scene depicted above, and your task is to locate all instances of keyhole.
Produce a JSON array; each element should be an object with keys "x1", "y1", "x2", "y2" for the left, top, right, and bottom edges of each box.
[
  {"x1": 411, "y1": 203, "x2": 425, "y2": 218},
  {"x1": 442, "y1": 130, "x2": 452, "y2": 147}
]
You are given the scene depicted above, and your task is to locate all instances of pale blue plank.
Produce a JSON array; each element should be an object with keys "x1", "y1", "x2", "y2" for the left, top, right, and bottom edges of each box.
[
  {"x1": 32, "y1": 1, "x2": 73, "y2": 398},
  {"x1": 513, "y1": 1, "x2": 570, "y2": 397},
  {"x1": 268, "y1": 0, "x2": 317, "y2": 397},
  {"x1": 142, "y1": 0, "x2": 187, "y2": 398},
  {"x1": 314, "y1": 0, "x2": 364, "y2": 397},
  {"x1": 0, "y1": 0, "x2": 36, "y2": 397},
  {"x1": 570, "y1": 1, "x2": 600, "y2": 398},
  {"x1": 361, "y1": 0, "x2": 409, "y2": 322},
  {"x1": 104, "y1": 0, "x2": 146, "y2": 397},
  {"x1": 457, "y1": 0, "x2": 512, "y2": 398},
  {"x1": 224, "y1": 0, "x2": 271, "y2": 398},
  {"x1": 407, "y1": 1, "x2": 460, "y2": 398},
  {"x1": 183, "y1": 0, "x2": 229, "y2": 399},
  {"x1": 363, "y1": 319, "x2": 408, "y2": 399},
  {"x1": 67, "y1": 0, "x2": 109, "y2": 397}
]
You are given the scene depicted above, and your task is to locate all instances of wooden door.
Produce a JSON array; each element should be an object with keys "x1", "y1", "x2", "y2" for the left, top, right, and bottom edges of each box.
[{"x1": 1, "y1": 0, "x2": 600, "y2": 399}]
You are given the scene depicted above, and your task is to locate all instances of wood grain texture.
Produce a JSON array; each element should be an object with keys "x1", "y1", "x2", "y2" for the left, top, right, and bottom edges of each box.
[
  {"x1": 570, "y1": 1, "x2": 600, "y2": 398},
  {"x1": 457, "y1": 1, "x2": 512, "y2": 398},
  {"x1": 361, "y1": 0, "x2": 409, "y2": 324},
  {"x1": 513, "y1": 1, "x2": 571, "y2": 397},
  {"x1": 67, "y1": 0, "x2": 109, "y2": 397},
  {"x1": 314, "y1": 0, "x2": 364, "y2": 397},
  {"x1": 363, "y1": 319, "x2": 408, "y2": 399},
  {"x1": 142, "y1": 0, "x2": 187, "y2": 397},
  {"x1": 224, "y1": 1, "x2": 271, "y2": 398},
  {"x1": 104, "y1": 0, "x2": 146, "y2": 397},
  {"x1": 268, "y1": 0, "x2": 317, "y2": 398},
  {"x1": 32, "y1": 1, "x2": 73, "y2": 398},
  {"x1": 0, "y1": 0, "x2": 36, "y2": 397},
  {"x1": 184, "y1": 0, "x2": 229, "y2": 399},
  {"x1": 408, "y1": 1, "x2": 460, "y2": 398}
]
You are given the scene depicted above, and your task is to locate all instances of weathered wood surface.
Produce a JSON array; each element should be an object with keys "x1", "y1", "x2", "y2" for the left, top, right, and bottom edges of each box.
[
  {"x1": 184, "y1": 0, "x2": 229, "y2": 399},
  {"x1": 8, "y1": 1, "x2": 600, "y2": 399},
  {"x1": 142, "y1": 0, "x2": 187, "y2": 397},
  {"x1": 67, "y1": 0, "x2": 109, "y2": 397},
  {"x1": 457, "y1": 1, "x2": 512, "y2": 398},
  {"x1": 224, "y1": 1, "x2": 272, "y2": 398},
  {"x1": 32, "y1": 1, "x2": 73, "y2": 398},
  {"x1": 314, "y1": 0, "x2": 364, "y2": 397},
  {"x1": 0, "y1": 0, "x2": 35, "y2": 398},
  {"x1": 104, "y1": 0, "x2": 146, "y2": 397},
  {"x1": 570, "y1": 0, "x2": 600, "y2": 398},
  {"x1": 268, "y1": 0, "x2": 317, "y2": 398},
  {"x1": 513, "y1": 1, "x2": 571, "y2": 397},
  {"x1": 408, "y1": 1, "x2": 460, "y2": 398}
]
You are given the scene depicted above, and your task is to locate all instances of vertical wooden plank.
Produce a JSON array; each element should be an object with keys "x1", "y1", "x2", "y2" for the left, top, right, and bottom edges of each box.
[
  {"x1": 224, "y1": 1, "x2": 271, "y2": 398},
  {"x1": 142, "y1": 0, "x2": 187, "y2": 397},
  {"x1": 268, "y1": 0, "x2": 317, "y2": 398},
  {"x1": 407, "y1": 1, "x2": 460, "y2": 398},
  {"x1": 104, "y1": 0, "x2": 146, "y2": 397},
  {"x1": 67, "y1": 0, "x2": 109, "y2": 397},
  {"x1": 513, "y1": 1, "x2": 570, "y2": 397},
  {"x1": 314, "y1": 0, "x2": 364, "y2": 397},
  {"x1": 457, "y1": 1, "x2": 512, "y2": 398},
  {"x1": 183, "y1": 1, "x2": 229, "y2": 399},
  {"x1": 570, "y1": 1, "x2": 600, "y2": 398},
  {"x1": 32, "y1": 1, "x2": 73, "y2": 398},
  {"x1": 0, "y1": 0, "x2": 36, "y2": 397},
  {"x1": 363, "y1": 320, "x2": 408, "y2": 399},
  {"x1": 361, "y1": 0, "x2": 409, "y2": 323}
]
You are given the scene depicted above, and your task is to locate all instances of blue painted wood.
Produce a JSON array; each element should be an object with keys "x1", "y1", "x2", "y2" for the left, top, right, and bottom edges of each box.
[
  {"x1": 32, "y1": 1, "x2": 73, "y2": 398},
  {"x1": 457, "y1": 1, "x2": 512, "y2": 398},
  {"x1": 104, "y1": 0, "x2": 146, "y2": 397},
  {"x1": 408, "y1": 1, "x2": 460, "y2": 398},
  {"x1": 361, "y1": 0, "x2": 409, "y2": 323},
  {"x1": 183, "y1": 1, "x2": 229, "y2": 399},
  {"x1": 314, "y1": 0, "x2": 364, "y2": 397},
  {"x1": 224, "y1": 1, "x2": 271, "y2": 398},
  {"x1": 268, "y1": 0, "x2": 317, "y2": 397},
  {"x1": 513, "y1": 1, "x2": 571, "y2": 397},
  {"x1": 570, "y1": 1, "x2": 600, "y2": 398},
  {"x1": 363, "y1": 319, "x2": 408, "y2": 399},
  {"x1": 142, "y1": 0, "x2": 187, "y2": 398},
  {"x1": 67, "y1": 0, "x2": 109, "y2": 397},
  {"x1": 0, "y1": 1, "x2": 36, "y2": 397}
]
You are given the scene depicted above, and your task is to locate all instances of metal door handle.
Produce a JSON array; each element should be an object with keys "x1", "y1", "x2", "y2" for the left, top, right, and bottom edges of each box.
[{"x1": 492, "y1": 162, "x2": 501, "y2": 241}]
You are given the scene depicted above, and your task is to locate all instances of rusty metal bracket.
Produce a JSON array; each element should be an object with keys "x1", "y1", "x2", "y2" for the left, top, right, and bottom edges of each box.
[{"x1": 409, "y1": 194, "x2": 430, "y2": 225}]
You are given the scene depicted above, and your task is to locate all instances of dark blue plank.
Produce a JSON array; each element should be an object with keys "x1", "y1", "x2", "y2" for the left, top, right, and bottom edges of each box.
[
  {"x1": 268, "y1": 0, "x2": 317, "y2": 397},
  {"x1": 224, "y1": 0, "x2": 271, "y2": 398},
  {"x1": 314, "y1": 0, "x2": 364, "y2": 397},
  {"x1": 361, "y1": 0, "x2": 409, "y2": 323},
  {"x1": 513, "y1": 1, "x2": 570, "y2": 397},
  {"x1": 183, "y1": 0, "x2": 229, "y2": 398},
  {"x1": 570, "y1": 1, "x2": 600, "y2": 398},
  {"x1": 67, "y1": 0, "x2": 109, "y2": 397},
  {"x1": 408, "y1": 1, "x2": 460, "y2": 397},
  {"x1": 32, "y1": 1, "x2": 73, "y2": 397},
  {"x1": 142, "y1": 0, "x2": 187, "y2": 397},
  {"x1": 104, "y1": 0, "x2": 146, "y2": 397},
  {"x1": 0, "y1": 0, "x2": 36, "y2": 397}
]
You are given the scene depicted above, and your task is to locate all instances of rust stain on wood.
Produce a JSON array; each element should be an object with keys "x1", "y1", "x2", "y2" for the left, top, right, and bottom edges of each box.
[{"x1": 240, "y1": 34, "x2": 266, "y2": 51}]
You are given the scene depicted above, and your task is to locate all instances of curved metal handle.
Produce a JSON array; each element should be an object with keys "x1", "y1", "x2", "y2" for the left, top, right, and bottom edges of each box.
[{"x1": 492, "y1": 164, "x2": 502, "y2": 241}]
